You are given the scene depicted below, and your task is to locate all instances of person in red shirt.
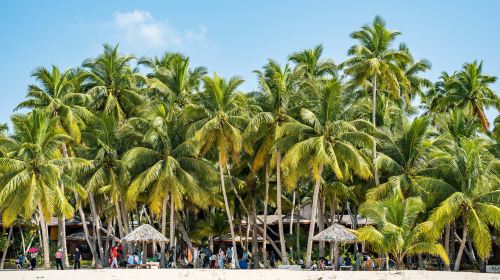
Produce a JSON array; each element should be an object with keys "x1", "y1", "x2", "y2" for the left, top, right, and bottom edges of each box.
[{"x1": 111, "y1": 246, "x2": 118, "y2": 268}]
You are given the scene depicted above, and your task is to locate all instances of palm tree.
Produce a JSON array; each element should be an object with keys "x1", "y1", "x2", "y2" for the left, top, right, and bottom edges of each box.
[
  {"x1": 428, "y1": 137, "x2": 500, "y2": 270},
  {"x1": 79, "y1": 113, "x2": 131, "y2": 240},
  {"x1": 139, "y1": 52, "x2": 207, "y2": 107},
  {"x1": 397, "y1": 44, "x2": 432, "y2": 109},
  {"x1": 343, "y1": 16, "x2": 410, "y2": 185},
  {"x1": 357, "y1": 195, "x2": 449, "y2": 269},
  {"x1": 281, "y1": 77, "x2": 373, "y2": 267},
  {"x1": 15, "y1": 65, "x2": 90, "y2": 266},
  {"x1": 430, "y1": 61, "x2": 499, "y2": 131},
  {"x1": 368, "y1": 117, "x2": 446, "y2": 200},
  {"x1": 0, "y1": 111, "x2": 87, "y2": 269},
  {"x1": 289, "y1": 45, "x2": 335, "y2": 79},
  {"x1": 243, "y1": 60, "x2": 304, "y2": 264},
  {"x1": 82, "y1": 44, "x2": 144, "y2": 122},
  {"x1": 186, "y1": 73, "x2": 246, "y2": 267},
  {"x1": 124, "y1": 101, "x2": 213, "y2": 264}
]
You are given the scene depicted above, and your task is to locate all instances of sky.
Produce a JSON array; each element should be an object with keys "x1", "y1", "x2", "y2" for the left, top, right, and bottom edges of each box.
[{"x1": 1, "y1": 1, "x2": 499, "y2": 127}]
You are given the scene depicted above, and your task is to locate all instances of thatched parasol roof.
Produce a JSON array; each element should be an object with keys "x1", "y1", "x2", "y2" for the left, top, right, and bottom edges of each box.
[
  {"x1": 313, "y1": 223, "x2": 357, "y2": 243},
  {"x1": 121, "y1": 224, "x2": 168, "y2": 243}
]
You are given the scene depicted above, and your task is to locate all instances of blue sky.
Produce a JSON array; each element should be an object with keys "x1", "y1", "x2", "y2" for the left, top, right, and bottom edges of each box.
[{"x1": 1, "y1": 1, "x2": 499, "y2": 126}]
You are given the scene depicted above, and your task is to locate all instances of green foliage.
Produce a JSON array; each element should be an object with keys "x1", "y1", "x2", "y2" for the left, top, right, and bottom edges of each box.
[{"x1": 0, "y1": 16, "x2": 498, "y2": 271}]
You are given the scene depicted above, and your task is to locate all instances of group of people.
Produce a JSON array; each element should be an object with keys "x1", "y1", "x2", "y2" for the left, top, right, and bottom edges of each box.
[
  {"x1": 14, "y1": 247, "x2": 81, "y2": 270},
  {"x1": 198, "y1": 246, "x2": 235, "y2": 269},
  {"x1": 311, "y1": 252, "x2": 378, "y2": 271},
  {"x1": 53, "y1": 248, "x2": 82, "y2": 270}
]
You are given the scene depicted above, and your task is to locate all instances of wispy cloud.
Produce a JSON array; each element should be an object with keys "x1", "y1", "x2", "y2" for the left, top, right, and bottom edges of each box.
[{"x1": 109, "y1": 10, "x2": 208, "y2": 51}]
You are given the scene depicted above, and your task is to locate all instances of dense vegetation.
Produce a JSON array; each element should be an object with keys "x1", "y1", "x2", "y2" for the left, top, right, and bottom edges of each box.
[{"x1": 0, "y1": 16, "x2": 499, "y2": 271}]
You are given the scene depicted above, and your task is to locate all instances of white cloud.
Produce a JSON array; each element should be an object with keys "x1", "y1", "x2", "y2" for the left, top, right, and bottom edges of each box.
[{"x1": 110, "y1": 10, "x2": 208, "y2": 50}]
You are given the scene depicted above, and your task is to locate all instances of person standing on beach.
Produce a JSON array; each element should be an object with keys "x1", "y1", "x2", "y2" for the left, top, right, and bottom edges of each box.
[
  {"x1": 74, "y1": 248, "x2": 81, "y2": 269},
  {"x1": 218, "y1": 249, "x2": 225, "y2": 269},
  {"x1": 111, "y1": 246, "x2": 118, "y2": 268},
  {"x1": 226, "y1": 247, "x2": 233, "y2": 266},
  {"x1": 55, "y1": 249, "x2": 64, "y2": 270}
]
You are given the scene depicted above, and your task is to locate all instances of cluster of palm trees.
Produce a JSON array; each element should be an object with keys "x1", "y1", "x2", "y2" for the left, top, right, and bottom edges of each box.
[{"x1": 0, "y1": 16, "x2": 499, "y2": 271}]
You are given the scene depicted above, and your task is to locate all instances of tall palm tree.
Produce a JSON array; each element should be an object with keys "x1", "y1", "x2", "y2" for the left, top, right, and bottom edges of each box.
[
  {"x1": 281, "y1": 77, "x2": 373, "y2": 267},
  {"x1": 124, "y1": 101, "x2": 213, "y2": 263},
  {"x1": 368, "y1": 117, "x2": 445, "y2": 200},
  {"x1": 186, "y1": 73, "x2": 246, "y2": 267},
  {"x1": 430, "y1": 61, "x2": 499, "y2": 131},
  {"x1": 428, "y1": 138, "x2": 500, "y2": 270},
  {"x1": 397, "y1": 44, "x2": 432, "y2": 109},
  {"x1": 357, "y1": 195, "x2": 449, "y2": 269},
  {"x1": 14, "y1": 65, "x2": 90, "y2": 266},
  {"x1": 82, "y1": 44, "x2": 144, "y2": 122},
  {"x1": 343, "y1": 16, "x2": 410, "y2": 185},
  {"x1": 244, "y1": 60, "x2": 303, "y2": 264},
  {"x1": 289, "y1": 45, "x2": 335, "y2": 79},
  {"x1": 0, "y1": 111, "x2": 87, "y2": 269},
  {"x1": 79, "y1": 113, "x2": 131, "y2": 240},
  {"x1": 139, "y1": 52, "x2": 207, "y2": 108}
]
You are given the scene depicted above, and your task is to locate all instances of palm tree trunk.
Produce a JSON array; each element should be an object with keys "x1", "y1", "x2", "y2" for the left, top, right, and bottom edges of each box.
[
  {"x1": 218, "y1": 156, "x2": 240, "y2": 268},
  {"x1": 176, "y1": 213, "x2": 194, "y2": 257},
  {"x1": 119, "y1": 194, "x2": 129, "y2": 234},
  {"x1": 104, "y1": 219, "x2": 112, "y2": 266},
  {"x1": 0, "y1": 226, "x2": 13, "y2": 269},
  {"x1": 318, "y1": 193, "x2": 325, "y2": 258},
  {"x1": 251, "y1": 188, "x2": 259, "y2": 268},
  {"x1": 276, "y1": 153, "x2": 289, "y2": 264},
  {"x1": 296, "y1": 195, "x2": 301, "y2": 258},
  {"x1": 329, "y1": 194, "x2": 337, "y2": 265},
  {"x1": 262, "y1": 162, "x2": 270, "y2": 267},
  {"x1": 371, "y1": 74, "x2": 379, "y2": 185},
  {"x1": 20, "y1": 227, "x2": 26, "y2": 255},
  {"x1": 467, "y1": 236, "x2": 477, "y2": 263},
  {"x1": 289, "y1": 190, "x2": 296, "y2": 234},
  {"x1": 444, "y1": 223, "x2": 451, "y2": 270},
  {"x1": 59, "y1": 143, "x2": 70, "y2": 267},
  {"x1": 160, "y1": 194, "x2": 168, "y2": 267},
  {"x1": 454, "y1": 220, "x2": 468, "y2": 271},
  {"x1": 38, "y1": 204, "x2": 51, "y2": 269},
  {"x1": 114, "y1": 200, "x2": 125, "y2": 238},
  {"x1": 305, "y1": 164, "x2": 323, "y2": 268},
  {"x1": 75, "y1": 195, "x2": 102, "y2": 268},
  {"x1": 88, "y1": 192, "x2": 105, "y2": 266},
  {"x1": 169, "y1": 194, "x2": 175, "y2": 252}
]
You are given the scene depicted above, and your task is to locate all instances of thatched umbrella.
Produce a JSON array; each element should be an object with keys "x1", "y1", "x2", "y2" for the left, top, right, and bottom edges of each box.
[
  {"x1": 313, "y1": 223, "x2": 357, "y2": 270},
  {"x1": 121, "y1": 224, "x2": 168, "y2": 261}
]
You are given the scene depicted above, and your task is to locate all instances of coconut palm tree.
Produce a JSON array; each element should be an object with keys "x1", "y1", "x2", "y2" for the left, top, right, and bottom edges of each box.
[
  {"x1": 430, "y1": 61, "x2": 499, "y2": 131},
  {"x1": 0, "y1": 110, "x2": 88, "y2": 269},
  {"x1": 139, "y1": 52, "x2": 207, "y2": 107},
  {"x1": 186, "y1": 73, "x2": 246, "y2": 267},
  {"x1": 289, "y1": 45, "x2": 335, "y2": 79},
  {"x1": 343, "y1": 16, "x2": 410, "y2": 185},
  {"x1": 82, "y1": 44, "x2": 144, "y2": 122},
  {"x1": 79, "y1": 113, "x2": 131, "y2": 240},
  {"x1": 124, "y1": 101, "x2": 213, "y2": 263},
  {"x1": 281, "y1": 77, "x2": 373, "y2": 267},
  {"x1": 368, "y1": 117, "x2": 446, "y2": 200},
  {"x1": 357, "y1": 195, "x2": 449, "y2": 269},
  {"x1": 14, "y1": 65, "x2": 90, "y2": 266},
  {"x1": 427, "y1": 137, "x2": 500, "y2": 270},
  {"x1": 242, "y1": 60, "x2": 304, "y2": 264}
]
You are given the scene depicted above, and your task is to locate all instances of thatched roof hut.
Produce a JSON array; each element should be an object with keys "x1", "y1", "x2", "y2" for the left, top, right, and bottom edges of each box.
[
  {"x1": 313, "y1": 223, "x2": 358, "y2": 270},
  {"x1": 121, "y1": 224, "x2": 168, "y2": 243},
  {"x1": 313, "y1": 223, "x2": 357, "y2": 242}
]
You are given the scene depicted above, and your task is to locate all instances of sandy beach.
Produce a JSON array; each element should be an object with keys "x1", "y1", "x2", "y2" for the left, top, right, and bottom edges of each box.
[{"x1": 0, "y1": 269, "x2": 498, "y2": 280}]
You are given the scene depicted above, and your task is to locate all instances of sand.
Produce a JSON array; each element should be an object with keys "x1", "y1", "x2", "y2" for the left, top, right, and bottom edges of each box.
[{"x1": 0, "y1": 269, "x2": 498, "y2": 280}]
